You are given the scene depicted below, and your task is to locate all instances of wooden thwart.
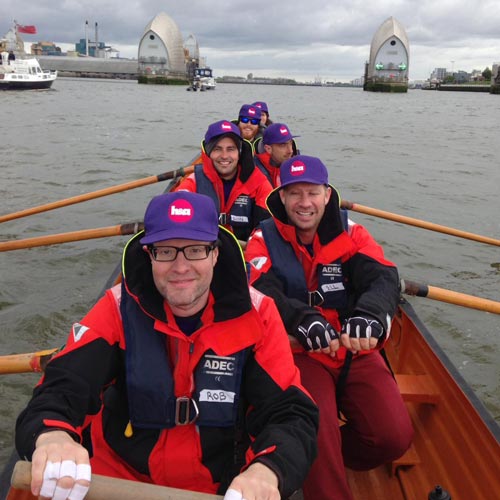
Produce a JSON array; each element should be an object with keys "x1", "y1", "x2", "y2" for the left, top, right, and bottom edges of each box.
[{"x1": 11, "y1": 461, "x2": 223, "y2": 500}]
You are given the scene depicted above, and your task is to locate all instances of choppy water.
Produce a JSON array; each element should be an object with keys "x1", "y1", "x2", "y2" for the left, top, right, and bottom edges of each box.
[{"x1": 1, "y1": 79, "x2": 499, "y2": 471}]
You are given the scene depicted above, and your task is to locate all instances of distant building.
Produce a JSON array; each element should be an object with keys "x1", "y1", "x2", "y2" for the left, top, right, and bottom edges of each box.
[
  {"x1": 31, "y1": 41, "x2": 62, "y2": 56},
  {"x1": 364, "y1": 17, "x2": 409, "y2": 92},
  {"x1": 430, "y1": 68, "x2": 447, "y2": 82},
  {"x1": 138, "y1": 12, "x2": 186, "y2": 78}
]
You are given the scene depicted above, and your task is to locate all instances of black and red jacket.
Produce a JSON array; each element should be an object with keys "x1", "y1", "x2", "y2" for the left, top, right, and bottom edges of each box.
[
  {"x1": 16, "y1": 229, "x2": 318, "y2": 497},
  {"x1": 245, "y1": 186, "x2": 400, "y2": 368}
]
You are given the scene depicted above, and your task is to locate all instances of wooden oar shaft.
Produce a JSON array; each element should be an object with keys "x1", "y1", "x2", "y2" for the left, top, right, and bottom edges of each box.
[
  {"x1": 0, "y1": 165, "x2": 194, "y2": 224},
  {"x1": 0, "y1": 349, "x2": 58, "y2": 374},
  {"x1": 341, "y1": 200, "x2": 500, "y2": 247},
  {"x1": 11, "y1": 461, "x2": 223, "y2": 500},
  {"x1": 402, "y1": 279, "x2": 500, "y2": 315},
  {"x1": 0, "y1": 222, "x2": 143, "y2": 252}
]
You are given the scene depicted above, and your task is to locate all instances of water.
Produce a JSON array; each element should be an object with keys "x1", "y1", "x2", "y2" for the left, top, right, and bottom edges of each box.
[{"x1": 1, "y1": 79, "x2": 500, "y2": 471}]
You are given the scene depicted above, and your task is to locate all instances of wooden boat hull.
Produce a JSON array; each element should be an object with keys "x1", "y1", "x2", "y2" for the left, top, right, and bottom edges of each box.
[{"x1": 345, "y1": 299, "x2": 500, "y2": 499}]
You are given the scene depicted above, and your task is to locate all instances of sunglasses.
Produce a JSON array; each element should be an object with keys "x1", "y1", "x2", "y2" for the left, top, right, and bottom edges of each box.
[{"x1": 239, "y1": 116, "x2": 260, "y2": 125}]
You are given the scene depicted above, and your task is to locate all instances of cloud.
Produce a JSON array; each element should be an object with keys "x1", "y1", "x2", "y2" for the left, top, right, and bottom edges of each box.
[{"x1": 3, "y1": 0, "x2": 499, "y2": 81}]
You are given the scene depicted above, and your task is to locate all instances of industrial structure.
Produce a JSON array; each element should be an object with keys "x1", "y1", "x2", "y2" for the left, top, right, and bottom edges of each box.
[
  {"x1": 138, "y1": 12, "x2": 187, "y2": 82},
  {"x1": 364, "y1": 17, "x2": 409, "y2": 93}
]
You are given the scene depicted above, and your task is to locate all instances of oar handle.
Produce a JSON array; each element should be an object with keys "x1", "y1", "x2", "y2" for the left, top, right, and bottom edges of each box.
[
  {"x1": 0, "y1": 222, "x2": 144, "y2": 252},
  {"x1": 0, "y1": 348, "x2": 59, "y2": 374},
  {"x1": 401, "y1": 279, "x2": 500, "y2": 315},
  {"x1": 11, "y1": 461, "x2": 223, "y2": 500},
  {"x1": 341, "y1": 200, "x2": 500, "y2": 247}
]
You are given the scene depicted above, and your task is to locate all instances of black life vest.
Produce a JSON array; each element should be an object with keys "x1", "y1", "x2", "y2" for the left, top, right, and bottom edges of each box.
[
  {"x1": 120, "y1": 282, "x2": 248, "y2": 429},
  {"x1": 259, "y1": 212, "x2": 349, "y2": 310},
  {"x1": 194, "y1": 165, "x2": 254, "y2": 235}
]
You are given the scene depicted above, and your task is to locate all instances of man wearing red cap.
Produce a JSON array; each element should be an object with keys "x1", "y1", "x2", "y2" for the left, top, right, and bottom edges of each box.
[
  {"x1": 245, "y1": 156, "x2": 413, "y2": 500},
  {"x1": 16, "y1": 192, "x2": 319, "y2": 500},
  {"x1": 175, "y1": 120, "x2": 272, "y2": 248},
  {"x1": 254, "y1": 122, "x2": 300, "y2": 187}
]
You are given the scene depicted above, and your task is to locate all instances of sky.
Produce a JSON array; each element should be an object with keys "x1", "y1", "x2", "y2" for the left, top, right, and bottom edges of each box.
[{"x1": 3, "y1": 0, "x2": 500, "y2": 82}]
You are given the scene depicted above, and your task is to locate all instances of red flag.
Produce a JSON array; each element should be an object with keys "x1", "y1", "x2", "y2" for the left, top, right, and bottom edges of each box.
[{"x1": 17, "y1": 25, "x2": 37, "y2": 34}]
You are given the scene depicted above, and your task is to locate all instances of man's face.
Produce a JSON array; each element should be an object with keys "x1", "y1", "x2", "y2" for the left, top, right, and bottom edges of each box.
[
  {"x1": 264, "y1": 140, "x2": 294, "y2": 166},
  {"x1": 209, "y1": 137, "x2": 240, "y2": 180},
  {"x1": 238, "y1": 118, "x2": 259, "y2": 140},
  {"x1": 279, "y1": 183, "x2": 331, "y2": 238},
  {"x1": 146, "y1": 238, "x2": 219, "y2": 317}
]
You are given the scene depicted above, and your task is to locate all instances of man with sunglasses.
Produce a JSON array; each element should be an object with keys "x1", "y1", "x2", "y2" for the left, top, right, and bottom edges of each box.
[
  {"x1": 236, "y1": 104, "x2": 265, "y2": 145},
  {"x1": 16, "y1": 191, "x2": 319, "y2": 500},
  {"x1": 175, "y1": 120, "x2": 272, "y2": 248}
]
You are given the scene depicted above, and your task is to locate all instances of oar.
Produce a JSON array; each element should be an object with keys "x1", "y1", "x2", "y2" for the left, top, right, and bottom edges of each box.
[
  {"x1": 0, "y1": 164, "x2": 195, "y2": 224},
  {"x1": 341, "y1": 200, "x2": 500, "y2": 247},
  {"x1": 0, "y1": 348, "x2": 59, "y2": 374},
  {"x1": 401, "y1": 279, "x2": 500, "y2": 315},
  {"x1": 0, "y1": 222, "x2": 143, "y2": 252},
  {"x1": 11, "y1": 460, "x2": 223, "y2": 500}
]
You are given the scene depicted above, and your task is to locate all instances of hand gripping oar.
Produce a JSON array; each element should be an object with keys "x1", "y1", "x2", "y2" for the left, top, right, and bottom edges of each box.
[
  {"x1": 11, "y1": 460, "x2": 223, "y2": 500},
  {"x1": 341, "y1": 200, "x2": 500, "y2": 247},
  {"x1": 401, "y1": 279, "x2": 500, "y2": 315},
  {"x1": 0, "y1": 164, "x2": 195, "y2": 224},
  {"x1": 0, "y1": 222, "x2": 144, "y2": 252}
]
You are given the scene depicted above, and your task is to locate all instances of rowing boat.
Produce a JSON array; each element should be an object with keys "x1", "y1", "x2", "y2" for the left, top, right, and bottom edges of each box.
[{"x1": 1, "y1": 168, "x2": 499, "y2": 500}]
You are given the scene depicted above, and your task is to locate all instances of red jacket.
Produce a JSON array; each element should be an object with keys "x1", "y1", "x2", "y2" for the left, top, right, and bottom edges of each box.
[
  {"x1": 175, "y1": 143, "x2": 272, "y2": 241},
  {"x1": 16, "y1": 229, "x2": 318, "y2": 497},
  {"x1": 245, "y1": 186, "x2": 400, "y2": 368}
]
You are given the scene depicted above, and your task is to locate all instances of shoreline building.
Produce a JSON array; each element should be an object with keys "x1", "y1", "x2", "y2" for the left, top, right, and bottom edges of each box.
[
  {"x1": 138, "y1": 12, "x2": 187, "y2": 82},
  {"x1": 364, "y1": 17, "x2": 409, "y2": 93}
]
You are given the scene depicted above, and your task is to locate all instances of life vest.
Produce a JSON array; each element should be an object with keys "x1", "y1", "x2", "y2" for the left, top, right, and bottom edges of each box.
[
  {"x1": 254, "y1": 156, "x2": 274, "y2": 186},
  {"x1": 120, "y1": 281, "x2": 249, "y2": 429},
  {"x1": 259, "y1": 211, "x2": 350, "y2": 310},
  {"x1": 194, "y1": 164, "x2": 254, "y2": 230}
]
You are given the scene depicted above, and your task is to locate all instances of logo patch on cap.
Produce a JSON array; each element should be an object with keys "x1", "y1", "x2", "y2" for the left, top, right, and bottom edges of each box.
[
  {"x1": 290, "y1": 160, "x2": 306, "y2": 176},
  {"x1": 169, "y1": 199, "x2": 194, "y2": 223},
  {"x1": 248, "y1": 108, "x2": 256, "y2": 116},
  {"x1": 221, "y1": 121, "x2": 232, "y2": 131},
  {"x1": 280, "y1": 126, "x2": 289, "y2": 136}
]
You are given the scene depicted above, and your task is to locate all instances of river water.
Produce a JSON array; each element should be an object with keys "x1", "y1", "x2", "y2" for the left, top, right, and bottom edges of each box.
[{"x1": 1, "y1": 79, "x2": 499, "y2": 471}]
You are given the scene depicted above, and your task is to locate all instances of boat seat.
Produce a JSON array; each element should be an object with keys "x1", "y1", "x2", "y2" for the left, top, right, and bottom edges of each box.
[
  {"x1": 394, "y1": 374, "x2": 440, "y2": 404},
  {"x1": 390, "y1": 442, "x2": 421, "y2": 475}
]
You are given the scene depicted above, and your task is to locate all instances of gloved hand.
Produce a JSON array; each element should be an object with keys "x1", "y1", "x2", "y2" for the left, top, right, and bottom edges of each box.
[
  {"x1": 343, "y1": 315, "x2": 384, "y2": 340},
  {"x1": 341, "y1": 315, "x2": 384, "y2": 352},
  {"x1": 296, "y1": 314, "x2": 339, "y2": 350}
]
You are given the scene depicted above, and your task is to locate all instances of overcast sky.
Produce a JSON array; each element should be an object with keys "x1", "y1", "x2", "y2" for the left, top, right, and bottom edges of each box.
[{"x1": 3, "y1": 0, "x2": 499, "y2": 82}]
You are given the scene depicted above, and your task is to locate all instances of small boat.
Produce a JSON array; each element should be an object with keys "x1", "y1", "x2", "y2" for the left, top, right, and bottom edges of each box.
[
  {"x1": 1, "y1": 163, "x2": 499, "y2": 499},
  {"x1": 187, "y1": 67, "x2": 216, "y2": 91},
  {"x1": 0, "y1": 57, "x2": 57, "y2": 90}
]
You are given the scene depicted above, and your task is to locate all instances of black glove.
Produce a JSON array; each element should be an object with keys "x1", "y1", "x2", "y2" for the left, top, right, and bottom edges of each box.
[
  {"x1": 296, "y1": 314, "x2": 339, "y2": 350},
  {"x1": 342, "y1": 316, "x2": 384, "y2": 341}
]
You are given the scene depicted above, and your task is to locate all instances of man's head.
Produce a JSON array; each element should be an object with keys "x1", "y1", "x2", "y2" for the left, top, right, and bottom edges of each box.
[
  {"x1": 251, "y1": 101, "x2": 269, "y2": 126},
  {"x1": 204, "y1": 120, "x2": 242, "y2": 181},
  {"x1": 278, "y1": 156, "x2": 332, "y2": 243},
  {"x1": 262, "y1": 123, "x2": 299, "y2": 167},
  {"x1": 237, "y1": 104, "x2": 262, "y2": 141},
  {"x1": 141, "y1": 192, "x2": 220, "y2": 316}
]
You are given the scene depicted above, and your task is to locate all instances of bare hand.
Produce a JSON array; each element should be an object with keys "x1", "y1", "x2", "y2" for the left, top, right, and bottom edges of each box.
[
  {"x1": 32, "y1": 430, "x2": 90, "y2": 500},
  {"x1": 224, "y1": 462, "x2": 279, "y2": 500}
]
